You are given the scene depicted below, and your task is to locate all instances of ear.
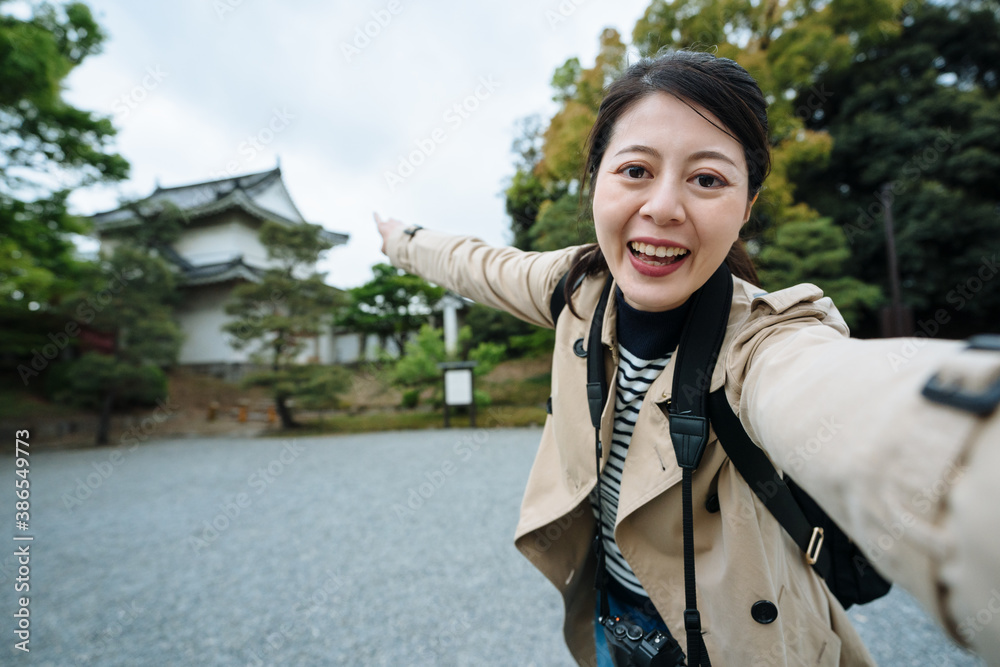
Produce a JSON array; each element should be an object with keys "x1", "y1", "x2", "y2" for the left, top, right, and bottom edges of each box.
[{"x1": 743, "y1": 192, "x2": 759, "y2": 224}]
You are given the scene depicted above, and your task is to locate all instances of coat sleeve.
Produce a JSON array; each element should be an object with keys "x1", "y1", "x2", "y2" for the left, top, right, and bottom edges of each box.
[
  {"x1": 385, "y1": 226, "x2": 578, "y2": 329},
  {"x1": 727, "y1": 287, "x2": 1000, "y2": 661}
]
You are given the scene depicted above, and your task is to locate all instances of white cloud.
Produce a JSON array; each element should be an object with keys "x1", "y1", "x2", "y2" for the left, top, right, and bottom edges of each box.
[{"x1": 64, "y1": 0, "x2": 652, "y2": 288}]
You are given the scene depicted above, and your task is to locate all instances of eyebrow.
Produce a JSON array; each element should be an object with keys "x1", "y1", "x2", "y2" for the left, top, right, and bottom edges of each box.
[
  {"x1": 613, "y1": 144, "x2": 661, "y2": 159},
  {"x1": 612, "y1": 145, "x2": 740, "y2": 169},
  {"x1": 689, "y1": 150, "x2": 740, "y2": 168}
]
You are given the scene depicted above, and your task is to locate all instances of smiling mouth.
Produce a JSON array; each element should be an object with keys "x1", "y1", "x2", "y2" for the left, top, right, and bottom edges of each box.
[{"x1": 629, "y1": 241, "x2": 690, "y2": 266}]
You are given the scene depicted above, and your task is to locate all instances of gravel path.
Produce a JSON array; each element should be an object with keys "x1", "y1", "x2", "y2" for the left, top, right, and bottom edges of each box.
[{"x1": 2, "y1": 428, "x2": 985, "y2": 666}]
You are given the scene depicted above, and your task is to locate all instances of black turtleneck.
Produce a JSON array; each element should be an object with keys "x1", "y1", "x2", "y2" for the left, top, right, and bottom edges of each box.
[{"x1": 614, "y1": 288, "x2": 691, "y2": 358}]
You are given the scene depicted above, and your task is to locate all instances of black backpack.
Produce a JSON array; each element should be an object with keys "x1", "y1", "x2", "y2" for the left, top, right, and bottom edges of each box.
[{"x1": 549, "y1": 265, "x2": 892, "y2": 611}]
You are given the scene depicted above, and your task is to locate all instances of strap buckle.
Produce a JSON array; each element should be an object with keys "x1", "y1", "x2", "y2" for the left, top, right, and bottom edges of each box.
[
  {"x1": 922, "y1": 335, "x2": 1000, "y2": 416},
  {"x1": 806, "y1": 527, "x2": 825, "y2": 565}
]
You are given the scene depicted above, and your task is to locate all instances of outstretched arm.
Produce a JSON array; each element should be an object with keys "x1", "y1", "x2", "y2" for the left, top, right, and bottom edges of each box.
[
  {"x1": 733, "y1": 314, "x2": 1000, "y2": 661},
  {"x1": 372, "y1": 212, "x2": 578, "y2": 329}
]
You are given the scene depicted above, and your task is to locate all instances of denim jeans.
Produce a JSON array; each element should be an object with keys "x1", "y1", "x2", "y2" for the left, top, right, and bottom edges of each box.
[{"x1": 594, "y1": 590, "x2": 672, "y2": 667}]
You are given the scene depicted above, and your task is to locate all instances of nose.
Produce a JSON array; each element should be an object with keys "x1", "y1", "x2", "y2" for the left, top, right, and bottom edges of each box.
[{"x1": 638, "y1": 177, "x2": 685, "y2": 226}]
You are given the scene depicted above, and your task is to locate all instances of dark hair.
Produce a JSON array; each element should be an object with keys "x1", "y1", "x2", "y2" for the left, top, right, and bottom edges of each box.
[{"x1": 565, "y1": 50, "x2": 770, "y2": 317}]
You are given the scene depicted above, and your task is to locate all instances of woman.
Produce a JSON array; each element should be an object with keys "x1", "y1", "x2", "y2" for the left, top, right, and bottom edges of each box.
[{"x1": 374, "y1": 51, "x2": 1000, "y2": 666}]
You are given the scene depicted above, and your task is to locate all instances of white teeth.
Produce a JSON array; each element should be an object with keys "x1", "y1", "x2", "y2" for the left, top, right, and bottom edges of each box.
[{"x1": 630, "y1": 241, "x2": 688, "y2": 258}]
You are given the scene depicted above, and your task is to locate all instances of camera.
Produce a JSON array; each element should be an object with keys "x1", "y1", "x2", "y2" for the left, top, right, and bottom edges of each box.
[{"x1": 601, "y1": 614, "x2": 687, "y2": 667}]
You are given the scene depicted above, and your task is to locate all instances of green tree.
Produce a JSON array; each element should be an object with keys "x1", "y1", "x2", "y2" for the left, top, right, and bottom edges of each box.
[
  {"x1": 0, "y1": 1, "x2": 129, "y2": 334},
  {"x1": 503, "y1": 29, "x2": 626, "y2": 253},
  {"x1": 630, "y1": 0, "x2": 903, "y2": 228},
  {"x1": 503, "y1": 0, "x2": 894, "y2": 320},
  {"x1": 756, "y1": 217, "x2": 883, "y2": 327},
  {"x1": 390, "y1": 324, "x2": 504, "y2": 407},
  {"x1": 336, "y1": 263, "x2": 445, "y2": 355},
  {"x1": 791, "y1": 0, "x2": 1000, "y2": 336},
  {"x1": 504, "y1": 115, "x2": 551, "y2": 250},
  {"x1": 49, "y1": 203, "x2": 185, "y2": 445},
  {"x1": 461, "y1": 302, "x2": 556, "y2": 358},
  {"x1": 224, "y1": 220, "x2": 349, "y2": 428}
]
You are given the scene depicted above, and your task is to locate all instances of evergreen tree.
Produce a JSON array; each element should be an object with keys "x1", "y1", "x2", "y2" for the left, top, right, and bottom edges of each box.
[
  {"x1": 46, "y1": 203, "x2": 185, "y2": 445},
  {"x1": 502, "y1": 29, "x2": 626, "y2": 253},
  {"x1": 224, "y1": 221, "x2": 349, "y2": 428},
  {"x1": 336, "y1": 263, "x2": 445, "y2": 356},
  {"x1": 503, "y1": 0, "x2": 894, "y2": 322},
  {"x1": 792, "y1": 0, "x2": 1000, "y2": 336},
  {"x1": 756, "y1": 217, "x2": 882, "y2": 327},
  {"x1": 0, "y1": 1, "x2": 129, "y2": 333}
]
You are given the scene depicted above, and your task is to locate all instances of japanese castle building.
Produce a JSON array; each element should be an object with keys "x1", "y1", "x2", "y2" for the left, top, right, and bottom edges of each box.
[{"x1": 91, "y1": 168, "x2": 350, "y2": 376}]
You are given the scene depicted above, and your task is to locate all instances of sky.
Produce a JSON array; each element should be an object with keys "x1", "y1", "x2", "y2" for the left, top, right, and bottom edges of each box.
[{"x1": 59, "y1": 0, "x2": 654, "y2": 289}]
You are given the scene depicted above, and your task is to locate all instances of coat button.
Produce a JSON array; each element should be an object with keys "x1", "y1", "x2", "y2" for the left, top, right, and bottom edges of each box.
[
  {"x1": 573, "y1": 338, "x2": 587, "y2": 357},
  {"x1": 751, "y1": 600, "x2": 778, "y2": 624},
  {"x1": 705, "y1": 494, "x2": 720, "y2": 513}
]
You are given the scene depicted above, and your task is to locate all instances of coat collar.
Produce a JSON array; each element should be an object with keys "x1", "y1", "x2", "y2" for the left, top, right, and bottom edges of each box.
[{"x1": 604, "y1": 275, "x2": 755, "y2": 526}]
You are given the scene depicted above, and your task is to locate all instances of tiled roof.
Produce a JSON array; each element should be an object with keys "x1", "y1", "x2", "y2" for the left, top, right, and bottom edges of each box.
[
  {"x1": 90, "y1": 167, "x2": 348, "y2": 246},
  {"x1": 180, "y1": 256, "x2": 265, "y2": 287}
]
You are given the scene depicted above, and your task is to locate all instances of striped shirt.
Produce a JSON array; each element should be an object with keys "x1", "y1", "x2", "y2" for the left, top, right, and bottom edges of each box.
[{"x1": 590, "y1": 289, "x2": 689, "y2": 602}]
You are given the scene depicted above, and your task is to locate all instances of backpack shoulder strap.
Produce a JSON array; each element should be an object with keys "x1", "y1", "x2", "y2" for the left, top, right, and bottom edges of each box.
[
  {"x1": 667, "y1": 263, "x2": 734, "y2": 667},
  {"x1": 706, "y1": 389, "x2": 833, "y2": 579},
  {"x1": 669, "y1": 264, "x2": 833, "y2": 577},
  {"x1": 668, "y1": 263, "x2": 733, "y2": 470},
  {"x1": 549, "y1": 271, "x2": 570, "y2": 326}
]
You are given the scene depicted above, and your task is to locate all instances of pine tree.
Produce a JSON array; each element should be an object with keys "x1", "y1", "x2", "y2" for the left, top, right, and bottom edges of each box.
[{"x1": 224, "y1": 221, "x2": 349, "y2": 428}]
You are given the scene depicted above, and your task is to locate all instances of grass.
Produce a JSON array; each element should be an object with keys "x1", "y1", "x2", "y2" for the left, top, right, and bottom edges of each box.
[
  {"x1": 1, "y1": 355, "x2": 554, "y2": 446},
  {"x1": 286, "y1": 405, "x2": 548, "y2": 436}
]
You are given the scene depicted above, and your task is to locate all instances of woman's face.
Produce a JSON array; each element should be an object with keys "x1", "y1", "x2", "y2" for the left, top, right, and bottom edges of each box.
[{"x1": 592, "y1": 92, "x2": 756, "y2": 312}]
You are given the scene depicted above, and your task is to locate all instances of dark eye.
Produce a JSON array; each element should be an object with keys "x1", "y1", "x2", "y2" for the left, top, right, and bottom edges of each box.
[
  {"x1": 696, "y1": 174, "x2": 724, "y2": 188},
  {"x1": 625, "y1": 166, "x2": 647, "y2": 179}
]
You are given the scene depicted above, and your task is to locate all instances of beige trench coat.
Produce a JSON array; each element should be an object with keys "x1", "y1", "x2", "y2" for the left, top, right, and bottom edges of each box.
[{"x1": 387, "y1": 227, "x2": 1000, "y2": 666}]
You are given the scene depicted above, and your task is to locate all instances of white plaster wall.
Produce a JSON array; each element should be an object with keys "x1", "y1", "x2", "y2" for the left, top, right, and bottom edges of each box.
[
  {"x1": 317, "y1": 324, "x2": 336, "y2": 364},
  {"x1": 334, "y1": 333, "x2": 360, "y2": 364},
  {"x1": 173, "y1": 214, "x2": 271, "y2": 267},
  {"x1": 175, "y1": 283, "x2": 248, "y2": 364}
]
